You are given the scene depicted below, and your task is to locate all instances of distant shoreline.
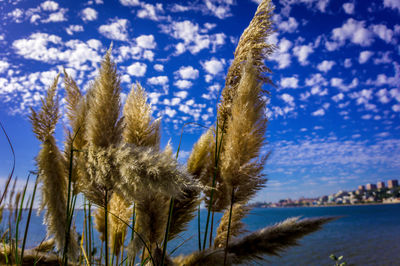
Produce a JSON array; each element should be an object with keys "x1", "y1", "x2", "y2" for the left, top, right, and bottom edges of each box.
[{"x1": 254, "y1": 201, "x2": 400, "y2": 208}]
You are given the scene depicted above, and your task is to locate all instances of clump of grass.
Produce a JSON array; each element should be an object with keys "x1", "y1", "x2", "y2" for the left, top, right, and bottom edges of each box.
[{"x1": 0, "y1": 0, "x2": 338, "y2": 265}]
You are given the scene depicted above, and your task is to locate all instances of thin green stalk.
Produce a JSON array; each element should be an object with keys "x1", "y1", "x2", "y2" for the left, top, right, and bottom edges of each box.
[
  {"x1": 197, "y1": 205, "x2": 201, "y2": 251},
  {"x1": 223, "y1": 187, "x2": 235, "y2": 266},
  {"x1": 15, "y1": 174, "x2": 30, "y2": 265},
  {"x1": 203, "y1": 120, "x2": 226, "y2": 250},
  {"x1": 130, "y1": 203, "x2": 136, "y2": 266},
  {"x1": 88, "y1": 202, "x2": 92, "y2": 265},
  {"x1": 3, "y1": 238, "x2": 8, "y2": 264},
  {"x1": 160, "y1": 197, "x2": 174, "y2": 266},
  {"x1": 0, "y1": 121, "x2": 15, "y2": 206},
  {"x1": 63, "y1": 144, "x2": 75, "y2": 265},
  {"x1": 20, "y1": 175, "x2": 39, "y2": 264},
  {"x1": 84, "y1": 198, "x2": 89, "y2": 262},
  {"x1": 105, "y1": 190, "x2": 109, "y2": 266},
  {"x1": 209, "y1": 210, "x2": 215, "y2": 248}
]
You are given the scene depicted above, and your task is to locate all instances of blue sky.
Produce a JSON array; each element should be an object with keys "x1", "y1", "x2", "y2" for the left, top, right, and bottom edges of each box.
[{"x1": 0, "y1": 0, "x2": 399, "y2": 203}]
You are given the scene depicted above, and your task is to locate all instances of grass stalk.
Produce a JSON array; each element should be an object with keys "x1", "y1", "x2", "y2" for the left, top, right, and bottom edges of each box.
[
  {"x1": 88, "y1": 202, "x2": 93, "y2": 265},
  {"x1": 160, "y1": 197, "x2": 175, "y2": 266},
  {"x1": 15, "y1": 174, "x2": 30, "y2": 265},
  {"x1": 197, "y1": 205, "x2": 201, "y2": 251},
  {"x1": 130, "y1": 203, "x2": 136, "y2": 266},
  {"x1": 203, "y1": 120, "x2": 226, "y2": 250},
  {"x1": 0, "y1": 121, "x2": 15, "y2": 206},
  {"x1": 223, "y1": 187, "x2": 235, "y2": 266},
  {"x1": 104, "y1": 190, "x2": 109, "y2": 266},
  {"x1": 20, "y1": 174, "x2": 39, "y2": 264}
]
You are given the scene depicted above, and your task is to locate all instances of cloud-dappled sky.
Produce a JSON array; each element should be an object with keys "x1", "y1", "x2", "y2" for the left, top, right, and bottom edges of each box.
[{"x1": 0, "y1": 0, "x2": 399, "y2": 202}]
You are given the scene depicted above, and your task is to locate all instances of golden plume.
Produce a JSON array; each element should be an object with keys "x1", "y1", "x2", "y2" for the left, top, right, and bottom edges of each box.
[
  {"x1": 29, "y1": 74, "x2": 79, "y2": 258},
  {"x1": 109, "y1": 193, "x2": 131, "y2": 256}
]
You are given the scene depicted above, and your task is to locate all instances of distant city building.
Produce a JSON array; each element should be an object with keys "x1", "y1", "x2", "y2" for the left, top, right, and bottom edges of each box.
[
  {"x1": 377, "y1": 181, "x2": 385, "y2": 189},
  {"x1": 388, "y1": 180, "x2": 399, "y2": 189},
  {"x1": 358, "y1": 185, "x2": 365, "y2": 191},
  {"x1": 366, "y1": 183, "x2": 377, "y2": 190}
]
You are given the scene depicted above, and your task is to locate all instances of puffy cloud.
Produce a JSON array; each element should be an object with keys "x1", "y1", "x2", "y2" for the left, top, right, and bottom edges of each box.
[
  {"x1": 293, "y1": 44, "x2": 314, "y2": 65},
  {"x1": 342, "y1": 2, "x2": 354, "y2": 14},
  {"x1": 201, "y1": 58, "x2": 225, "y2": 76},
  {"x1": 154, "y1": 64, "x2": 164, "y2": 72},
  {"x1": 175, "y1": 66, "x2": 199, "y2": 80},
  {"x1": 204, "y1": 0, "x2": 234, "y2": 19},
  {"x1": 98, "y1": 19, "x2": 129, "y2": 41},
  {"x1": 384, "y1": 0, "x2": 400, "y2": 13},
  {"x1": 126, "y1": 62, "x2": 147, "y2": 77},
  {"x1": 332, "y1": 93, "x2": 344, "y2": 102},
  {"x1": 280, "y1": 77, "x2": 299, "y2": 89},
  {"x1": 275, "y1": 15, "x2": 298, "y2": 33},
  {"x1": 271, "y1": 38, "x2": 292, "y2": 69},
  {"x1": 359, "y1": 51, "x2": 373, "y2": 64},
  {"x1": 65, "y1": 25, "x2": 84, "y2": 35},
  {"x1": 161, "y1": 20, "x2": 226, "y2": 54},
  {"x1": 317, "y1": 60, "x2": 335, "y2": 72},
  {"x1": 81, "y1": 7, "x2": 98, "y2": 21},
  {"x1": 330, "y1": 77, "x2": 358, "y2": 91},
  {"x1": 281, "y1": 93, "x2": 294, "y2": 106},
  {"x1": 371, "y1": 24, "x2": 394, "y2": 43},
  {"x1": 119, "y1": 0, "x2": 140, "y2": 6},
  {"x1": 42, "y1": 10, "x2": 67, "y2": 23},
  {"x1": 376, "y1": 88, "x2": 391, "y2": 104},
  {"x1": 41, "y1": 1, "x2": 59, "y2": 11},
  {"x1": 0, "y1": 60, "x2": 10, "y2": 73},
  {"x1": 344, "y1": 58, "x2": 352, "y2": 68},
  {"x1": 147, "y1": 76, "x2": 168, "y2": 86},
  {"x1": 312, "y1": 108, "x2": 325, "y2": 116},
  {"x1": 174, "y1": 80, "x2": 193, "y2": 89},
  {"x1": 137, "y1": 3, "x2": 164, "y2": 21},
  {"x1": 174, "y1": 90, "x2": 188, "y2": 99},
  {"x1": 331, "y1": 19, "x2": 374, "y2": 47},
  {"x1": 136, "y1": 35, "x2": 156, "y2": 49}
]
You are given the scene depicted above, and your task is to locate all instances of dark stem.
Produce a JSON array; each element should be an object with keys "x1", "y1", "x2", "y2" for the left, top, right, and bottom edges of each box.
[
  {"x1": 209, "y1": 210, "x2": 215, "y2": 248},
  {"x1": 160, "y1": 197, "x2": 175, "y2": 266},
  {"x1": 105, "y1": 189, "x2": 109, "y2": 266},
  {"x1": 223, "y1": 187, "x2": 235, "y2": 266},
  {"x1": 197, "y1": 205, "x2": 201, "y2": 251}
]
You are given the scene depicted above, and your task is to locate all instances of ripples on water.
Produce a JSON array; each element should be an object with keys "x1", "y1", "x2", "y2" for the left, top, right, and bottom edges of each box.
[{"x1": 2, "y1": 204, "x2": 399, "y2": 265}]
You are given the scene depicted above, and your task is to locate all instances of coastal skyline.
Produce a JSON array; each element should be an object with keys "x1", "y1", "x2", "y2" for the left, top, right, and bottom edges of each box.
[{"x1": 1, "y1": 0, "x2": 400, "y2": 202}]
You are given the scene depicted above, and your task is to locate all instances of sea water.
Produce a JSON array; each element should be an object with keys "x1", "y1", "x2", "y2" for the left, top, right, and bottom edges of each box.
[{"x1": 2, "y1": 204, "x2": 400, "y2": 265}]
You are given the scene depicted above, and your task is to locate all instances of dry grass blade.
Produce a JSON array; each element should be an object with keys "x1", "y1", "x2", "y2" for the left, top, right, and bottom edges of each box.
[
  {"x1": 227, "y1": 216, "x2": 337, "y2": 262},
  {"x1": 214, "y1": 204, "x2": 249, "y2": 248},
  {"x1": 218, "y1": 0, "x2": 275, "y2": 125}
]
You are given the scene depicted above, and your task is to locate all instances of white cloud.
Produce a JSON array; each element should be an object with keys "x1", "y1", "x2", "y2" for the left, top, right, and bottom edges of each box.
[
  {"x1": 0, "y1": 60, "x2": 10, "y2": 73},
  {"x1": 41, "y1": 1, "x2": 59, "y2": 11},
  {"x1": 42, "y1": 10, "x2": 67, "y2": 23},
  {"x1": 161, "y1": 20, "x2": 226, "y2": 54},
  {"x1": 154, "y1": 64, "x2": 164, "y2": 72},
  {"x1": 342, "y1": 2, "x2": 354, "y2": 14},
  {"x1": 293, "y1": 44, "x2": 314, "y2": 65},
  {"x1": 165, "y1": 107, "x2": 177, "y2": 118},
  {"x1": 136, "y1": 35, "x2": 156, "y2": 49},
  {"x1": 344, "y1": 58, "x2": 352, "y2": 68},
  {"x1": 330, "y1": 77, "x2": 358, "y2": 91},
  {"x1": 371, "y1": 24, "x2": 394, "y2": 43},
  {"x1": 174, "y1": 90, "x2": 188, "y2": 99},
  {"x1": 275, "y1": 15, "x2": 298, "y2": 33},
  {"x1": 174, "y1": 80, "x2": 193, "y2": 89},
  {"x1": 98, "y1": 19, "x2": 129, "y2": 41},
  {"x1": 81, "y1": 7, "x2": 98, "y2": 21},
  {"x1": 126, "y1": 62, "x2": 147, "y2": 77},
  {"x1": 374, "y1": 51, "x2": 391, "y2": 64},
  {"x1": 359, "y1": 51, "x2": 373, "y2": 64},
  {"x1": 65, "y1": 25, "x2": 84, "y2": 35},
  {"x1": 270, "y1": 38, "x2": 292, "y2": 69},
  {"x1": 280, "y1": 77, "x2": 299, "y2": 89},
  {"x1": 281, "y1": 93, "x2": 294, "y2": 106},
  {"x1": 119, "y1": 0, "x2": 141, "y2": 6},
  {"x1": 204, "y1": 0, "x2": 234, "y2": 19},
  {"x1": 331, "y1": 18, "x2": 374, "y2": 47},
  {"x1": 312, "y1": 108, "x2": 325, "y2": 116},
  {"x1": 175, "y1": 66, "x2": 199, "y2": 80},
  {"x1": 367, "y1": 63, "x2": 400, "y2": 87},
  {"x1": 201, "y1": 58, "x2": 225, "y2": 75},
  {"x1": 147, "y1": 76, "x2": 168, "y2": 86},
  {"x1": 384, "y1": 0, "x2": 400, "y2": 13},
  {"x1": 332, "y1": 93, "x2": 344, "y2": 102},
  {"x1": 317, "y1": 60, "x2": 335, "y2": 72},
  {"x1": 137, "y1": 3, "x2": 164, "y2": 21},
  {"x1": 376, "y1": 88, "x2": 391, "y2": 104}
]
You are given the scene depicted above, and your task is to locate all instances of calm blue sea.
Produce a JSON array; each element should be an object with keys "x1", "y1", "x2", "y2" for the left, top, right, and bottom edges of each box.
[{"x1": 2, "y1": 204, "x2": 400, "y2": 265}]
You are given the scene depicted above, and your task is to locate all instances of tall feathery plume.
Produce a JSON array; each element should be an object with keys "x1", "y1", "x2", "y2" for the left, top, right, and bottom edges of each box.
[
  {"x1": 63, "y1": 70, "x2": 90, "y2": 194},
  {"x1": 82, "y1": 45, "x2": 123, "y2": 266},
  {"x1": 173, "y1": 217, "x2": 336, "y2": 265},
  {"x1": 108, "y1": 193, "x2": 131, "y2": 256},
  {"x1": 220, "y1": 55, "x2": 268, "y2": 206},
  {"x1": 213, "y1": 204, "x2": 249, "y2": 248},
  {"x1": 217, "y1": 0, "x2": 275, "y2": 127},
  {"x1": 120, "y1": 83, "x2": 167, "y2": 260},
  {"x1": 29, "y1": 75, "x2": 78, "y2": 258},
  {"x1": 94, "y1": 206, "x2": 106, "y2": 243}
]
